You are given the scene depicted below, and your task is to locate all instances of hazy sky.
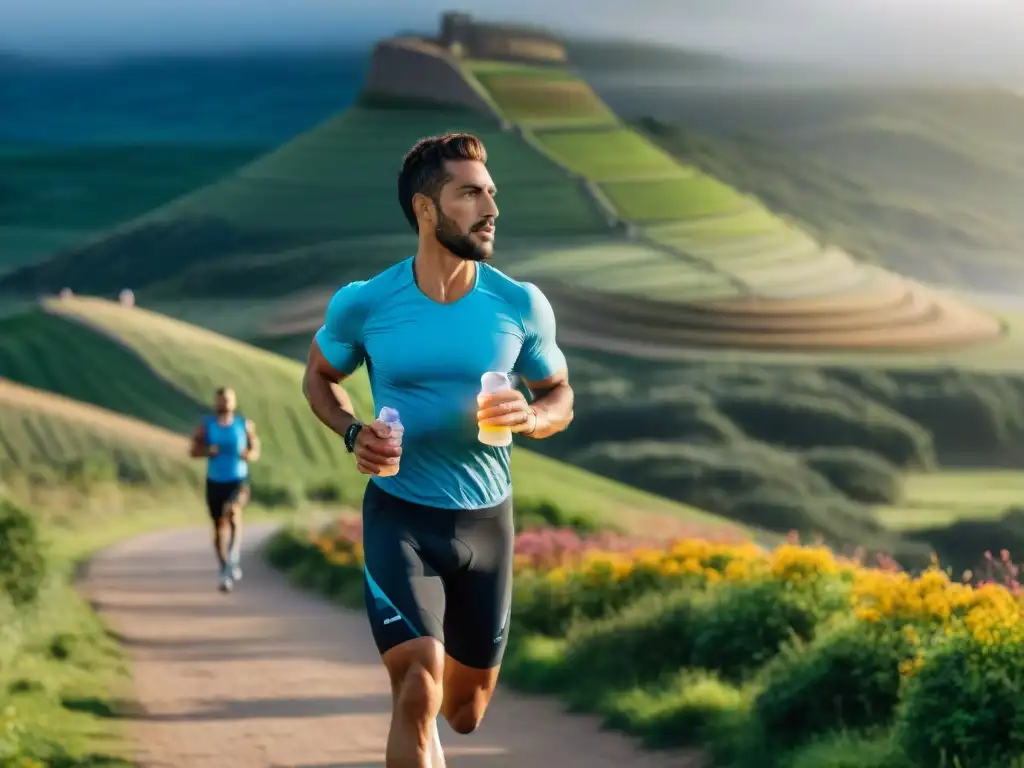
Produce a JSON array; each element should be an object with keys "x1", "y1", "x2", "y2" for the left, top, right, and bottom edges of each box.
[{"x1": 2, "y1": 0, "x2": 1022, "y2": 76}]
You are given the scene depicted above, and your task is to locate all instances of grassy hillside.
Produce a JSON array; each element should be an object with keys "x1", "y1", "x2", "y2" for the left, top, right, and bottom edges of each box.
[
  {"x1": 0, "y1": 377, "x2": 199, "y2": 488},
  {"x1": 615, "y1": 88, "x2": 1024, "y2": 292},
  {"x1": 0, "y1": 104, "x2": 609, "y2": 296},
  {"x1": 0, "y1": 297, "x2": 732, "y2": 533},
  {"x1": 0, "y1": 144, "x2": 262, "y2": 277}
]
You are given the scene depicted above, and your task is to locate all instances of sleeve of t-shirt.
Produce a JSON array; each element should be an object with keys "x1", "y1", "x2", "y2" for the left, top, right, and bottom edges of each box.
[
  {"x1": 314, "y1": 281, "x2": 367, "y2": 375},
  {"x1": 514, "y1": 283, "x2": 567, "y2": 383}
]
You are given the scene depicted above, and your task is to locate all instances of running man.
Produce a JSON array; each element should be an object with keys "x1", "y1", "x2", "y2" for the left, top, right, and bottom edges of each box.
[
  {"x1": 189, "y1": 386, "x2": 261, "y2": 593},
  {"x1": 302, "y1": 133, "x2": 574, "y2": 767}
]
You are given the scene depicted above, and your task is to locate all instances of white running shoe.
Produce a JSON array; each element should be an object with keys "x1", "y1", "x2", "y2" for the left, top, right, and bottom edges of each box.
[{"x1": 219, "y1": 565, "x2": 234, "y2": 593}]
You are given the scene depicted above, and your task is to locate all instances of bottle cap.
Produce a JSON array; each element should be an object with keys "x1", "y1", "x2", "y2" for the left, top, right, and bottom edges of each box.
[
  {"x1": 481, "y1": 371, "x2": 511, "y2": 394},
  {"x1": 378, "y1": 406, "x2": 401, "y2": 424}
]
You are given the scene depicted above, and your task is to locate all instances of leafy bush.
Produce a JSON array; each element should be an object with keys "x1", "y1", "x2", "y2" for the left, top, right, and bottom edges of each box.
[
  {"x1": 896, "y1": 629, "x2": 1024, "y2": 767},
  {"x1": 802, "y1": 447, "x2": 902, "y2": 504},
  {"x1": 751, "y1": 618, "x2": 914, "y2": 753},
  {"x1": 249, "y1": 477, "x2": 304, "y2": 509},
  {"x1": 514, "y1": 497, "x2": 604, "y2": 534},
  {"x1": 0, "y1": 496, "x2": 47, "y2": 607},
  {"x1": 599, "y1": 669, "x2": 751, "y2": 749},
  {"x1": 688, "y1": 578, "x2": 840, "y2": 682},
  {"x1": 558, "y1": 587, "x2": 705, "y2": 696},
  {"x1": 715, "y1": 389, "x2": 934, "y2": 470}
]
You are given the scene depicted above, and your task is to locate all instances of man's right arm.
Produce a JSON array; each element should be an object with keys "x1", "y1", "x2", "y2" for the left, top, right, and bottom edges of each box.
[
  {"x1": 188, "y1": 424, "x2": 210, "y2": 458},
  {"x1": 301, "y1": 283, "x2": 366, "y2": 438},
  {"x1": 302, "y1": 283, "x2": 400, "y2": 475},
  {"x1": 302, "y1": 342, "x2": 359, "y2": 438}
]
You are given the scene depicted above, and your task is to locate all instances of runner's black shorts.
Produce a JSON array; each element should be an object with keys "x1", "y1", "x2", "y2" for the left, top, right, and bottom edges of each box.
[
  {"x1": 205, "y1": 478, "x2": 250, "y2": 521},
  {"x1": 361, "y1": 480, "x2": 514, "y2": 670}
]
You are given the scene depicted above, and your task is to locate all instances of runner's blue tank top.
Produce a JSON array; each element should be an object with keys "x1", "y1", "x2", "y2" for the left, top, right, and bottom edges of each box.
[{"x1": 204, "y1": 414, "x2": 249, "y2": 482}]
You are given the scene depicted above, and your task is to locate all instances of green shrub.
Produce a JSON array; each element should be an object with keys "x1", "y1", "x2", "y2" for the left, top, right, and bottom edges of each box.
[
  {"x1": 802, "y1": 447, "x2": 902, "y2": 504},
  {"x1": 304, "y1": 479, "x2": 347, "y2": 504},
  {"x1": 896, "y1": 630, "x2": 1024, "y2": 768},
  {"x1": 887, "y1": 372, "x2": 1024, "y2": 462},
  {"x1": 514, "y1": 498, "x2": 604, "y2": 534},
  {"x1": 501, "y1": 634, "x2": 568, "y2": 694},
  {"x1": 568, "y1": 399, "x2": 744, "y2": 445},
  {"x1": 751, "y1": 618, "x2": 914, "y2": 754},
  {"x1": 688, "y1": 578, "x2": 842, "y2": 683},
  {"x1": 558, "y1": 587, "x2": 705, "y2": 696},
  {"x1": 0, "y1": 496, "x2": 47, "y2": 607},
  {"x1": 716, "y1": 389, "x2": 934, "y2": 470},
  {"x1": 262, "y1": 527, "x2": 312, "y2": 571},
  {"x1": 250, "y1": 477, "x2": 304, "y2": 509},
  {"x1": 510, "y1": 566, "x2": 664, "y2": 638},
  {"x1": 779, "y1": 731, "x2": 910, "y2": 768},
  {"x1": 599, "y1": 669, "x2": 751, "y2": 749}
]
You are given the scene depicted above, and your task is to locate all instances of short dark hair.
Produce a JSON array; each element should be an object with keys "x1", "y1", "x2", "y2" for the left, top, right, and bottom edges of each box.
[{"x1": 398, "y1": 133, "x2": 487, "y2": 232}]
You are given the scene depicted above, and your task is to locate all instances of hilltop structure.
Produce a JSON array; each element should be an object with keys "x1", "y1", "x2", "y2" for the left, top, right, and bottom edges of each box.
[
  {"x1": 363, "y1": 12, "x2": 567, "y2": 112},
  {"x1": 436, "y1": 12, "x2": 567, "y2": 63}
]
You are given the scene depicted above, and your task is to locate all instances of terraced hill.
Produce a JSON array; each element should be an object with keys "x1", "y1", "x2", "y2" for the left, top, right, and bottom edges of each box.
[
  {"x1": 0, "y1": 377, "x2": 200, "y2": 488},
  {"x1": 0, "y1": 19, "x2": 1007, "y2": 360},
  {"x1": 0, "y1": 296, "x2": 732, "y2": 532}
]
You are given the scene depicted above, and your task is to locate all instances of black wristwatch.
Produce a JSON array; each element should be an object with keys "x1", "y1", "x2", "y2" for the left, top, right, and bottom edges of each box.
[{"x1": 343, "y1": 421, "x2": 364, "y2": 453}]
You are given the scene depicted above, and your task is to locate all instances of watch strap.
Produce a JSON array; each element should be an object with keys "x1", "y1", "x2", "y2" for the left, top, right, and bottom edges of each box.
[{"x1": 343, "y1": 421, "x2": 364, "y2": 453}]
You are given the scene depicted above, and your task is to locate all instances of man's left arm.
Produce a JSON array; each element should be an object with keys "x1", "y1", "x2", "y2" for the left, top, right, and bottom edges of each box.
[
  {"x1": 243, "y1": 419, "x2": 262, "y2": 462},
  {"x1": 477, "y1": 284, "x2": 574, "y2": 440}
]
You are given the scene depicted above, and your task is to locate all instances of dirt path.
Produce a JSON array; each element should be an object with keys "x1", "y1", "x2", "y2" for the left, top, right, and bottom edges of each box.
[{"x1": 81, "y1": 523, "x2": 700, "y2": 768}]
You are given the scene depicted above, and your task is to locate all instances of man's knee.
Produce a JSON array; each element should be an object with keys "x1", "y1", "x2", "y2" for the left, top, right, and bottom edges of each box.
[
  {"x1": 441, "y1": 661, "x2": 500, "y2": 735},
  {"x1": 397, "y1": 662, "x2": 442, "y2": 723},
  {"x1": 442, "y1": 699, "x2": 484, "y2": 735}
]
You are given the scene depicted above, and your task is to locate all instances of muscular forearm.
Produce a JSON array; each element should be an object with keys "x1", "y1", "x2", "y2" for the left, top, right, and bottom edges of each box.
[
  {"x1": 303, "y1": 371, "x2": 358, "y2": 438},
  {"x1": 526, "y1": 382, "x2": 574, "y2": 440}
]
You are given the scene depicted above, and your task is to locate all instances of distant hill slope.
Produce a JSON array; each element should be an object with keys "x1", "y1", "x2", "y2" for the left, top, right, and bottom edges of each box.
[
  {"x1": 0, "y1": 103, "x2": 609, "y2": 296},
  {"x1": 0, "y1": 376, "x2": 200, "y2": 488},
  {"x1": 609, "y1": 87, "x2": 1024, "y2": 293},
  {"x1": 0, "y1": 297, "x2": 732, "y2": 532}
]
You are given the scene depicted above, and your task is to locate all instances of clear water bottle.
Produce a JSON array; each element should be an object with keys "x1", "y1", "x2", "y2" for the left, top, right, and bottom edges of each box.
[
  {"x1": 377, "y1": 406, "x2": 404, "y2": 477},
  {"x1": 478, "y1": 372, "x2": 513, "y2": 447}
]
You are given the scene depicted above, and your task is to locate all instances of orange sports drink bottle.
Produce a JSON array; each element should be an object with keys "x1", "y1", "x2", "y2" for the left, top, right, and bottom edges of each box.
[{"x1": 478, "y1": 372, "x2": 512, "y2": 447}]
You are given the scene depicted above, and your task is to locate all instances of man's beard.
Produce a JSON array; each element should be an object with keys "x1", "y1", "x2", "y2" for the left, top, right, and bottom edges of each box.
[{"x1": 435, "y1": 209, "x2": 493, "y2": 263}]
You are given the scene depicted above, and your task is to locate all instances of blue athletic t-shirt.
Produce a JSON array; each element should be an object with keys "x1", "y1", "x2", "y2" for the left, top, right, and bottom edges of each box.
[
  {"x1": 314, "y1": 257, "x2": 566, "y2": 509},
  {"x1": 204, "y1": 414, "x2": 250, "y2": 483}
]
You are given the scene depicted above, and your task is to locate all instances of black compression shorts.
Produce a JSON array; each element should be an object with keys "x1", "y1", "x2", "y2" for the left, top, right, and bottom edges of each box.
[
  {"x1": 205, "y1": 478, "x2": 249, "y2": 521},
  {"x1": 361, "y1": 480, "x2": 514, "y2": 670}
]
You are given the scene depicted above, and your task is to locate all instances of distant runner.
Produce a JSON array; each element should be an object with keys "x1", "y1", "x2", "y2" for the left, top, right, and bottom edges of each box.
[
  {"x1": 302, "y1": 133, "x2": 574, "y2": 767},
  {"x1": 189, "y1": 386, "x2": 261, "y2": 593}
]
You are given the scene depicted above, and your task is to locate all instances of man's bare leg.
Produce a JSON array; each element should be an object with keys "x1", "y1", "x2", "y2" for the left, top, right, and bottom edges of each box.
[
  {"x1": 383, "y1": 638, "x2": 446, "y2": 767},
  {"x1": 227, "y1": 503, "x2": 243, "y2": 576},
  {"x1": 428, "y1": 716, "x2": 446, "y2": 767},
  {"x1": 212, "y1": 519, "x2": 229, "y2": 569}
]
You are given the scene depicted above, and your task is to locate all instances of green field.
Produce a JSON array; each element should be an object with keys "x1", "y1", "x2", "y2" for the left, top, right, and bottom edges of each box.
[
  {"x1": 875, "y1": 470, "x2": 1024, "y2": 531},
  {"x1": 599, "y1": 175, "x2": 752, "y2": 223},
  {"x1": 503, "y1": 241, "x2": 740, "y2": 301},
  {"x1": 529, "y1": 127, "x2": 686, "y2": 180},
  {"x1": 0, "y1": 377, "x2": 200, "y2": 487},
  {"x1": 465, "y1": 60, "x2": 619, "y2": 127}
]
